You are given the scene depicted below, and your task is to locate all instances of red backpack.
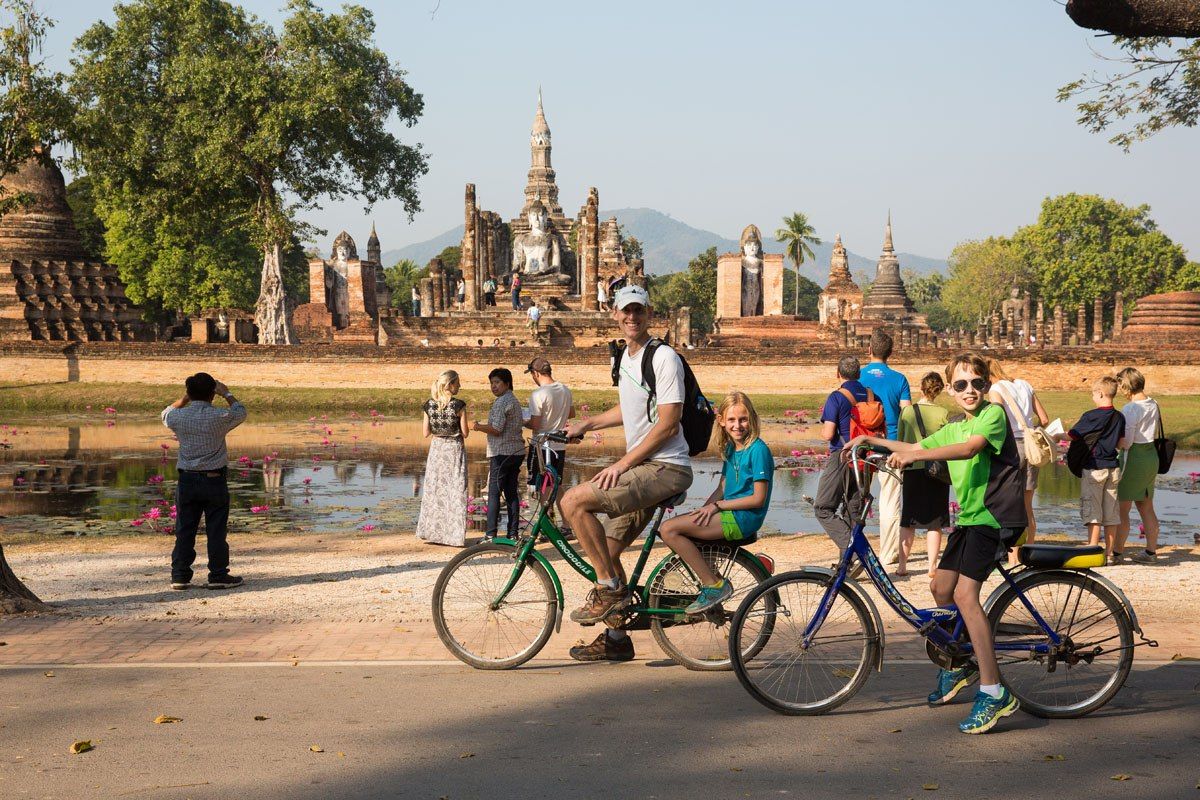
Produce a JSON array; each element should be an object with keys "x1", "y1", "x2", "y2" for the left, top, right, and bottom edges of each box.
[{"x1": 838, "y1": 387, "x2": 887, "y2": 439}]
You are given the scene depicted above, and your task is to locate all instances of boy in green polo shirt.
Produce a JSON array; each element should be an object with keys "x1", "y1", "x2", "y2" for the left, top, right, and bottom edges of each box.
[{"x1": 846, "y1": 353, "x2": 1026, "y2": 734}]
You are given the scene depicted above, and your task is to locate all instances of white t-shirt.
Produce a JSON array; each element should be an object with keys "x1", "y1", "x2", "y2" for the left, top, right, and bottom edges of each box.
[
  {"x1": 528, "y1": 381, "x2": 573, "y2": 452},
  {"x1": 617, "y1": 342, "x2": 690, "y2": 467},
  {"x1": 992, "y1": 379, "x2": 1037, "y2": 440},
  {"x1": 528, "y1": 305, "x2": 541, "y2": 322},
  {"x1": 1121, "y1": 397, "x2": 1160, "y2": 445}
]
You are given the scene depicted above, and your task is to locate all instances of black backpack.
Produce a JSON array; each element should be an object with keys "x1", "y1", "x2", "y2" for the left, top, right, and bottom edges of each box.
[
  {"x1": 1065, "y1": 409, "x2": 1121, "y2": 478},
  {"x1": 610, "y1": 338, "x2": 715, "y2": 456}
]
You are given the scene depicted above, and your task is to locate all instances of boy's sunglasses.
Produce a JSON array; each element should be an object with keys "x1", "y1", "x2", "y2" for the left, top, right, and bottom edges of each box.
[{"x1": 951, "y1": 378, "x2": 988, "y2": 392}]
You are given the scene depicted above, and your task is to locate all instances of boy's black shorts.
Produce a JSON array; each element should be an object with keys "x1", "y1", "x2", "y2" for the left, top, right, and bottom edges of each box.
[{"x1": 938, "y1": 525, "x2": 1024, "y2": 582}]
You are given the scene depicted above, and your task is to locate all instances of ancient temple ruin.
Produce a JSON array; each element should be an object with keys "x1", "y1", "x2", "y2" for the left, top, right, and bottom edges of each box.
[
  {"x1": 293, "y1": 227, "x2": 392, "y2": 343},
  {"x1": 0, "y1": 155, "x2": 152, "y2": 342},
  {"x1": 846, "y1": 214, "x2": 930, "y2": 348},
  {"x1": 818, "y1": 235, "x2": 863, "y2": 327}
]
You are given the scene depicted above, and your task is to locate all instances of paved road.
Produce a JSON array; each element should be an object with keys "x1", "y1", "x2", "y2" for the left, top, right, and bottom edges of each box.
[{"x1": 1, "y1": 661, "x2": 1196, "y2": 800}]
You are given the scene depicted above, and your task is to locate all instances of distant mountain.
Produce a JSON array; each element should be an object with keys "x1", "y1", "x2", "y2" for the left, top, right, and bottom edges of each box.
[{"x1": 381, "y1": 207, "x2": 947, "y2": 281}]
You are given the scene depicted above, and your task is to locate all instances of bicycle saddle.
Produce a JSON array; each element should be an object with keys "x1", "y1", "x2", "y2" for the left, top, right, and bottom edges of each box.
[
  {"x1": 659, "y1": 492, "x2": 687, "y2": 509},
  {"x1": 1017, "y1": 543, "x2": 1105, "y2": 570}
]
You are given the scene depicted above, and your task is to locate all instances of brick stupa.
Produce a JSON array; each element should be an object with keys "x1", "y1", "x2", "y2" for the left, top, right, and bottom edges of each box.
[
  {"x1": 1118, "y1": 291, "x2": 1200, "y2": 344},
  {"x1": 0, "y1": 154, "x2": 152, "y2": 342}
]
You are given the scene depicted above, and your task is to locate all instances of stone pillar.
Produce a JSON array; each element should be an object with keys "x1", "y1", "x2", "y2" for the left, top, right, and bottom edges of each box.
[
  {"x1": 1053, "y1": 304, "x2": 1063, "y2": 345},
  {"x1": 839, "y1": 319, "x2": 849, "y2": 348},
  {"x1": 1022, "y1": 293, "x2": 1032, "y2": 342},
  {"x1": 1113, "y1": 291, "x2": 1124, "y2": 337},
  {"x1": 1093, "y1": 296, "x2": 1104, "y2": 343},
  {"x1": 1036, "y1": 298, "x2": 1046, "y2": 345},
  {"x1": 581, "y1": 187, "x2": 599, "y2": 311},
  {"x1": 483, "y1": 218, "x2": 495, "y2": 283},
  {"x1": 461, "y1": 185, "x2": 479, "y2": 311},
  {"x1": 430, "y1": 259, "x2": 444, "y2": 312},
  {"x1": 676, "y1": 306, "x2": 692, "y2": 347},
  {"x1": 419, "y1": 277, "x2": 434, "y2": 318},
  {"x1": 1076, "y1": 302, "x2": 1087, "y2": 345}
]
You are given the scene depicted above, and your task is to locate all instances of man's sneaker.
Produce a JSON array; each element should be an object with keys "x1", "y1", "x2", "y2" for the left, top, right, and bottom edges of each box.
[
  {"x1": 958, "y1": 687, "x2": 1019, "y2": 734},
  {"x1": 685, "y1": 579, "x2": 734, "y2": 615},
  {"x1": 928, "y1": 666, "x2": 979, "y2": 705},
  {"x1": 1130, "y1": 550, "x2": 1159, "y2": 565},
  {"x1": 1107, "y1": 551, "x2": 1125, "y2": 566},
  {"x1": 568, "y1": 632, "x2": 635, "y2": 662},
  {"x1": 170, "y1": 580, "x2": 191, "y2": 591},
  {"x1": 206, "y1": 574, "x2": 244, "y2": 590},
  {"x1": 569, "y1": 584, "x2": 633, "y2": 624}
]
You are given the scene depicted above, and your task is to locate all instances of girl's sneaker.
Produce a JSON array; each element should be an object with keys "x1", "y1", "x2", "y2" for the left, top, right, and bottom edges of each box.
[
  {"x1": 685, "y1": 580, "x2": 733, "y2": 614},
  {"x1": 927, "y1": 666, "x2": 979, "y2": 705},
  {"x1": 958, "y1": 687, "x2": 1019, "y2": 734}
]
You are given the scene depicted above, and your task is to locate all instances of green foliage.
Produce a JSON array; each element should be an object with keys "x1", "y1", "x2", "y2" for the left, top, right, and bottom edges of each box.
[
  {"x1": 774, "y1": 212, "x2": 822, "y2": 316},
  {"x1": 383, "y1": 258, "x2": 427, "y2": 313},
  {"x1": 69, "y1": 0, "x2": 427, "y2": 316},
  {"x1": 64, "y1": 176, "x2": 105, "y2": 260},
  {"x1": 1058, "y1": 37, "x2": 1200, "y2": 150},
  {"x1": 1013, "y1": 193, "x2": 1187, "y2": 310},
  {"x1": 618, "y1": 227, "x2": 644, "y2": 260},
  {"x1": 1167, "y1": 261, "x2": 1200, "y2": 292},
  {"x1": 902, "y1": 270, "x2": 944, "y2": 306},
  {"x1": 435, "y1": 245, "x2": 462, "y2": 274},
  {"x1": 0, "y1": 0, "x2": 75, "y2": 216},
  {"x1": 783, "y1": 269, "x2": 821, "y2": 320},
  {"x1": 941, "y1": 237, "x2": 1032, "y2": 327},
  {"x1": 650, "y1": 247, "x2": 717, "y2": 332}
]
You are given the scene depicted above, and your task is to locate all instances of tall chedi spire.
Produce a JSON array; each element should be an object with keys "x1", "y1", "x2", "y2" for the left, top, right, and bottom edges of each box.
[
  {"x1": 825, "y1": 234, "x2": 858, "y2": 290},
  {"x1": 861, "y1": 211, "x2": 916, "y2": 320},
  {"x1": 521, "y1": 88, "x2": 563, "y2": 220}
]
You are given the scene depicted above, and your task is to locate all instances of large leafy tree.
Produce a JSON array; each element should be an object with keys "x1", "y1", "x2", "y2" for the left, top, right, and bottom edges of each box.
[
  {"x1": 0, "y1": 0, "x2": 73, "y2": 217},
  {"x1": 774, "y1": 212, "x2": 821, "y2": 316},
  {"x1": 650, "y1": 246, "x2": 718, "y2": 332},
  {"x1": 1013, "y1": 193, "x2": 1187, "y2": 311},
  {"x1": 782, "y1": 269, "x2": 822, "y2": 321},
  {"x1": 70, "y1": 0, "x2": 427, "y2": 343},
  {"x1": 941, "y1": 237, "x2": 1032, "y2": 327},
  {"x1": 383, "y1": 257, "x2": 426, "y2": 313}
]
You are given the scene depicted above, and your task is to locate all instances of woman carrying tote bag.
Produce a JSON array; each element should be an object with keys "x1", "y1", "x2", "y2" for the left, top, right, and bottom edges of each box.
[{"x1": 1114, "y1": 367, "x2": 1163, "y2": 565}]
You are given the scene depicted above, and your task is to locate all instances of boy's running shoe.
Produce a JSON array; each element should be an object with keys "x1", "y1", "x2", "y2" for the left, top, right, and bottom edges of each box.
[
  {"x1": 927, "y1": 666, "x2": 979, "y2": 705},
  {"x1": 959, "y1": 687, "x2": 1019, "y2": 734},
  {"x1": 685, "y1": 579, "x2": 733, "y2": 614}
]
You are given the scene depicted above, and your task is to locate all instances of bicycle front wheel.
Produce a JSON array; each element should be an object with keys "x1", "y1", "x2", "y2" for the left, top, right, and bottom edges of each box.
[
  {"x1": 730, "y1": 572, "x2": 879, "y2": 715},
  {"x1": 988, "y1": 570, "x2": 1133, "y2": 718},
  {"x1": 648, "y1": 546, "x2": 773, "y2": 671},
  {"x1": 432, "y1": 542, "x2": 557, "y2": 670}
]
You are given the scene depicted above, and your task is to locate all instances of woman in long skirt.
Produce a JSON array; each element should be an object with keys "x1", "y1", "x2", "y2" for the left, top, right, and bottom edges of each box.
[
  {"x1": 416, "y1": 370, "x2": 470, "y2": 547},
  {"x1": 1114, "y1": 367, "x2": 1161, "y2": 564}
]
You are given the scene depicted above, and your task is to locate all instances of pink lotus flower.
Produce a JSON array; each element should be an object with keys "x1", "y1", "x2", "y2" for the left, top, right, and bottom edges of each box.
[
  {"x1": 130, "y1": 518, "x2": 144, "y2": 527},
  {"x1": 466, "y1": 504, "x2": 476, "y2": 514},
  {"x1": 302, "y1": 477, "x2": 312, "y2": 485},
  {"x1": 790, "y1": 470, "x2": 800, "y2": 478},
  {"x1": 146, "y1": 507, "x2": 161, "y2": 519},
  {"x1": 369, "y1": 409, "x2": 379, "y2": 417},
  {"x1": 1188, "y1": 472, "x2": 1200, "y2": 481},
  {"x1": 237, "y1": 455, "x2": 252, "y2": 464},
  {"x1": 104, "y1": 407, "x2": 116, "y2": 414},
  {"x1": 519, "y1": 500, "x2": 529, "y2": 509},
  {"x1": 160, "y1": 443, "x2": 170, "y2": 450},
  {"x1": 790, "y1": 449, "x2": 802, "y2": 457},
  {"x1": 250, "y1": 505, "x2": 269, "y2": 513},
  {"x1": 147, "y1": 475, "x2": 164, "y2": 485},
  {"x1": 105, "y1": 420, "x2": 115, "y2": 428},
  {"x1": 360, "y1": 524, "x2": 376, "y2": 532}
]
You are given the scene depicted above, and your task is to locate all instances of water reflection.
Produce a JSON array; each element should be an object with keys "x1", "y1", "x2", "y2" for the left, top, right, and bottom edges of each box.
[{"x1": 0, "y1": 415, "x2": 1196, "y2": 543}]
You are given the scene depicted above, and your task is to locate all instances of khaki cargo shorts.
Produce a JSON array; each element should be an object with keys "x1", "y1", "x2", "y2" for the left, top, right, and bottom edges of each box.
[
  {"x1": 587, "y1": 460, "x2": 693, "y2": 546},
  {"x1": 1080, "y1": 467, "x2": 1121, "y2": 526}
]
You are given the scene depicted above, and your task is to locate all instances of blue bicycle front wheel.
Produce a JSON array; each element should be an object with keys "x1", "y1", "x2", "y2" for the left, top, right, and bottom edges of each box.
[{"x1": 729, "y1": 572, "x2": 879, "y2": 715}]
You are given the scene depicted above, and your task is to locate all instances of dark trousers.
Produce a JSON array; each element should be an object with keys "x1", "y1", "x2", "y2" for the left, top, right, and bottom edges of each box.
[
  {"x1": 171, "y1": 470, "x2": 231, "y2": 582},
  {"x1": 486, "y1": 453, "x2": 524, "y2": 538},
  {"x1": 411, "y1": 300, "x2": 420, "y2": 316},
  {"x1": 814, "y1": 452, "x2": 864, "y2": 551},
  {"x1": 484, "y1": 292, "x2": 496, "y2": 307},
  {"x1": 511, "y1": 289, "x2": 521, "y2": 310}
]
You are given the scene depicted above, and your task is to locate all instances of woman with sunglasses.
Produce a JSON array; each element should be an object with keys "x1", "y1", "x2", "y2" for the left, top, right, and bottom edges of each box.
[{"x1": 845, "y1": 353, "x2": 1026, "y2": 735}]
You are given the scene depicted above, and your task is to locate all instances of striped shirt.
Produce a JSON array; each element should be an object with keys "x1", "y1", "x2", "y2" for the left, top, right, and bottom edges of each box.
[
  {"x1": 162, "y1": 400, "x2": 248, "y2": 471},
  {"x1": 486, "y1": 391, "x2": 525, "y2": 457}
]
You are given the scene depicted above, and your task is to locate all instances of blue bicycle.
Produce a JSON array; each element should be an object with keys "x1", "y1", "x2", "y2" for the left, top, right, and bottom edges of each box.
[{"x1": 728, "y1": 445, "x2": 1157, "y2": 717}]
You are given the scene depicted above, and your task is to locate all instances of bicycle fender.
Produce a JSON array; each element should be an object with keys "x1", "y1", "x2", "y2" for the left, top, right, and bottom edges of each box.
[
  {"x1": 795, "y1": 566, "x2": 886, "y2": 672},
  {"x1": 494, "y1": 538, "x2": 566, "y2": 633},
  {"x1": 983, "y1": 568, "x2": 1143, "y2": 635}
]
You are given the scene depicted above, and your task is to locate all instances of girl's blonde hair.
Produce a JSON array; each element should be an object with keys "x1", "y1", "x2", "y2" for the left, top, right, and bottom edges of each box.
[
  {"x1": 984, "y1": 357, "x2": 1010, "y2": 383},
  {"x1": 1116, "y1": 366, "x2": 1145, "y2": 395},
  {"x1": 431, "y1": 370, "x2": 460, "y2": 408},
  {"x1": 715, "y1": 391, "x2": 761, "y2": 458}
]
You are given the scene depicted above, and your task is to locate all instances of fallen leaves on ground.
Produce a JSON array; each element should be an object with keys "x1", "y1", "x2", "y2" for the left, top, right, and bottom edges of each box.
[
  {"x1": 69, "y1": 740, "x2": 93, "y2": 754},
  {"x1": 310, "y1": 745, "x2": 324, "y2": 753},
  {"x1": 43, "y1": 671, "x2": 54, "y2": 678},
  {"x1": 922, "y1": 783, "x2": 939, "y2": 791},
  {"x1": 1043, "y1": 754, "x2": 1065, "y2": 761},
  {"x1": 153, "y1": 715, "x2": 182, "y2": 724},
  {"x1": 253, "y1": 715, "x2": 268, "y2": 721},
  {"x1": 1111, "y1": 774, "x2": 1132, "y2": 781},
  {"x1": 459, "y1": 752, "x2": 474, "y2": 759}
]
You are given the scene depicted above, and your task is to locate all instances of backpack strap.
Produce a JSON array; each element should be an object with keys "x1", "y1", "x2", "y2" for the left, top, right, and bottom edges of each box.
[
  {"x1": 640, "y1": 338, "x2": 665, "y2": 418},
  {"x1": 610, "y1": 341, "x2": 626, "y2": 388},
  {"x1": 991, "y1": 382, "x2": 1029, "y2": 434},
  {"x1": 912, "y1": 403, "x2": 929, "y2": 439}
]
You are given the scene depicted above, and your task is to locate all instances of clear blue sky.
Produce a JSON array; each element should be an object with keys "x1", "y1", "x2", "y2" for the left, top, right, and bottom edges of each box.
[{"x1": 38, "y1": 0, "x2": 1200, "y2": 265}]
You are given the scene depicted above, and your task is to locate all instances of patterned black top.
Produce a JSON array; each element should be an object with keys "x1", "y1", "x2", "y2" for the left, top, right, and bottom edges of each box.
[{"x1": 424, "y1": 398, "x2": 466, "y2": 438}]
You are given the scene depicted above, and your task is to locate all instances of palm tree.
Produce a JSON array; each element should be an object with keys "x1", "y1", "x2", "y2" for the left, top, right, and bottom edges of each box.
[{"x1": 775, "y1": 213, "x2": 822, "y2": 316}]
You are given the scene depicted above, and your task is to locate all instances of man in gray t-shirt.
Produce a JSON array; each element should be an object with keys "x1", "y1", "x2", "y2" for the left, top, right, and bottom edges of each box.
[{"x1": 472, "y1": 368, "x2": 525, "y2": 540}]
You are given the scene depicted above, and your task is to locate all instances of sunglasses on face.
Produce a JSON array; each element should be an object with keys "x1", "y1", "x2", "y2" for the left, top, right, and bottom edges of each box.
[{"x1": 951, "y1": 378, "x2": 988, "y2": 393}]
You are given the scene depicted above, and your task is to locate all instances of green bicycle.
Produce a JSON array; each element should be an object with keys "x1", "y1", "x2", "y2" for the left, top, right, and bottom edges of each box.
[{"x1": 432, "y1": 432, "x2": 777, "y2": 670}]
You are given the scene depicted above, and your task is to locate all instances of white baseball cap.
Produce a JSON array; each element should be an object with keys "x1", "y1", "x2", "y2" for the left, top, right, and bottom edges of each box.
[{"x1": 613, "y1": 284, "x2": 650, "y2": 310}]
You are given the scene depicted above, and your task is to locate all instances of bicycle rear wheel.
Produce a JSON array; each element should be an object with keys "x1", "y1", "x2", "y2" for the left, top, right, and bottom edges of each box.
[
  {"x1": 988, "y1": 570, "x2": 1133, "y2": 718},
  {"x1": 730, "y1": 572, "x2": 879, "y2": 715},
  {"x1": 432, "y1": 542, "x2": 556, "y2": 670},
  {"x1": 648, "y1": 546, "x2": 773, "y2": 671}
]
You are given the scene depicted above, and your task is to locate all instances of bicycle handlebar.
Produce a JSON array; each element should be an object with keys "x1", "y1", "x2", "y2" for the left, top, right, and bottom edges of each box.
[{"x1": 534, "y1": 431, "x2": 571, "y2": 445}]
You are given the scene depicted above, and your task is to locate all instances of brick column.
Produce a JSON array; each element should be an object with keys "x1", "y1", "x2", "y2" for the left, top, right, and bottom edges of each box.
[
  {"x1": 1093, "y1": 295, "x2": 1104, "y2": 342},
  {"x1": 1076, "y1": 302, "x2": 1087, "y2": 345},
  {"x1": 581, "y1": 187, "x2": 599, "y2": 311},
  {"x1": 461, "y1": 185, "x2": 479, "y2": 311},
  {"x1": 1113, "y1": 291, "x2": 1124, "y2": 337}
]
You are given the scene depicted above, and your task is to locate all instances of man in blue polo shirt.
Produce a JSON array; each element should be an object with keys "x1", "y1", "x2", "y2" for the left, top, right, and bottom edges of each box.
[
  {"x1": 814, "y1": 355, "x2": 870, "y2": 549},
  {"x1": 859, "y1": 330, "x2": 911, "y2": 565}
]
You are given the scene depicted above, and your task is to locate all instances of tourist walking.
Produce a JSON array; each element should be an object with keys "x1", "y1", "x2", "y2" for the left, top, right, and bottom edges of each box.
[
  {"x1": 483, "y1": 276, "x2": 497, "y2": 307},
  {"x1": 510, "y1": 272, "x2": 522, "y2": 310},
  {"x1": 416, "y1": 370, "x2": 469, "y2": 547},
  {"x1": 456, "y1": 277, "x2": 466, "y2": 308},
  {"x1": 473, "y1": 368, "x2": 525, "y2": 540},
  {"x1": 814, "y1": 355, "x2": 878, "y2": 550},
  {"x1": 1114, "y1": 367, "x2": 1162, "y2": 564},
  {"x1": 560, "y1": 284, "x2": 694, "y2": 662},
  {"x1": 527, "y1": 300, "x2": 542, "y2": 339},
  {"x1": 410, "y1": 285, "x2": 420, "y2": 317},
  {"x1": 986, "y1": 358, "x2": 1051, "y2": 563},
  {"x1": 161, "y1": 372, "x2": 248, "y2": 590},
  {"x1": 523, "y1": 356, "x2": 574, "y2": 494},
  {"x1": 859, "y1": 330, "x2": 911, "y2": 565},
  {"x1": 596, "y1": 277, "x2": 608, "y2": 311},
  {"x1": 1067, "y1": 377, "x2": 1126, "y2": 557},
  {"x1": 897, "y1": 372, "x2": 950, "y2": 578}
]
